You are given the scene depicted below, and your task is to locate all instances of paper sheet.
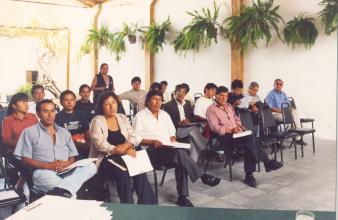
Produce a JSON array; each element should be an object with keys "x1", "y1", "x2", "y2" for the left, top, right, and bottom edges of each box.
[
  {"x1": 233, "y1": 130, "x2": 252, "y2": 138},
  {"x1": 121, "y1": 150, "x2": 154, "y2": 177},
  {"x1": 57, "y1": 158, "x2": 97, "y2": 175},
  {"x1": 0, "y1": 190, "x2": 19, "y2": 200},
  {"x1": 162, "y1": 142, "x2": 191, "y2": 149}
]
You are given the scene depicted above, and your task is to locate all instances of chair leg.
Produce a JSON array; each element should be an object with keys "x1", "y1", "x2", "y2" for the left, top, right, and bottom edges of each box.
[
  {"x1": 153, "y1": 170, "x2": 158, "y2": 202},
  {"x1": 204, "y1": 158, "x2": 210, "y2": 172},
  {"x1": 294, "y1": 138, "x2": 298, "y2": 160},
  {"x1": 279, "y1": 141, "x2": 284, "y2": 162},
  {"x1": 273, "y1": 143, "x2": 277, "y2": 161},
  {"x1": 228, "y1": 156, "x2": 232, "y2": 182},
  {"x1": 312, "y1": 133, "x2": 315, "y2": 154},
  {"x1": 160, "y1": 169, "x2": 167, "y2": 187},
  {"x1": 301, "y1": 136, "x2": 304, "y2": 158}
]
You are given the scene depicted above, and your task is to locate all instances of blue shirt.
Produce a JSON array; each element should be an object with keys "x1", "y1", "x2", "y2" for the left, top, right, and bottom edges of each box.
[
  {"x1": 266, "y1": 89, "x2": 291, "y2": 110},
  {"x1": 14, "y1": 123, "x2": 78, "y2": 163}
]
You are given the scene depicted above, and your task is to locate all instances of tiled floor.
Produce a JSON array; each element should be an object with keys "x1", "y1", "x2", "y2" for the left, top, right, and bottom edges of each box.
[{"x1": 0, "y1": 136, "x2": 336, "y2": 219}]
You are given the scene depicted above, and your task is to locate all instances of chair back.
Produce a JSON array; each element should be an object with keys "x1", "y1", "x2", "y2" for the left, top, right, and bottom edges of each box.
[
  {"x1": 281, "y1": 103, "x2": 296, "y2": 130},
  {"x1": 194, "y1": 93, "x2": 203, "y2": 102},
  {"x1": 238, "y1": 109, "x2": 255, "y2": 131},
  {"x1": 288, "y1": 97, "x2": 297, "y2": 109}
]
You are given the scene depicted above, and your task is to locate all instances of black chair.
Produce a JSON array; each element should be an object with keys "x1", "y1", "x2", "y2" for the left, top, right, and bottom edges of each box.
[
  {"x1": 260, "y1": 107, "x2": 284, "y2": 162},
  {"x1": 152, "y1": 164, "x2": 175, "y2": 202},
  {"x1": 288, "y1": 97, "x2": 315, "y2": 129},
  {"x1": 193, "y1": 93, "x2": 203, "y2": 102},
  {"x1": 281, "y1": 104, "x2": 316, "y2": 158}
]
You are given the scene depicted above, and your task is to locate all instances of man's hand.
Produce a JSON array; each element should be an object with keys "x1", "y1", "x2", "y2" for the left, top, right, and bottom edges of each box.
[
  {"x1": 170, "y1": 136, "x2": 177, "y2": 143},
  {"x1": 180, "y1": 119, "x2": 191, "y2": 125},
  {"x1": 126, "y1": 148, "x2": 137, "y2": 158},
  {"x1": 233, "y1": 100, "x2": 241, "y2": 107},
  {"x1": 46, "y1": 161, "x2": 59, "y2": 171},
  {"x1": 152, "y1": 140, "x2": 163, "y2": 148},
  {"x1": 233, "y1": 127, "x2": 243, "y2": 134},
  {"x1": 57, "y1": 160, "x2": 72, "y2": 171}
]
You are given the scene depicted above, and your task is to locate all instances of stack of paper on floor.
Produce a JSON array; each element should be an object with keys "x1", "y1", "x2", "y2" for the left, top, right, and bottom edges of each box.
[{"x1": 6, "y1": 195, "x2": 113, "y2": 220}]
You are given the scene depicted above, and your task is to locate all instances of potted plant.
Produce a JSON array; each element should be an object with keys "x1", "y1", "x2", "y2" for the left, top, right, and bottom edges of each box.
[
  {"x1": 283, "y1": 13, "x2": 318, "y2": 49},
  {"x1": 318, "y1": 0, "x2": 338, "y2": 35},
  {"x1": 172, "y1": 2, "x2": 221, "y2": 54},
  {"x1": 121, "y1": 23, "x2": 139, "y2": 44},
  {"x1": 225, "y1": 0, "x2": 283, "y2": 52},
  {"x1": 109, "y1": 32, "x2": 126, "y2": 61},
  {"x1": 86, "y1": 24, "x2": 113, "y2": 48},
  {"x1": 141, "y1": 17, "x2": 171, "y2": 54}
]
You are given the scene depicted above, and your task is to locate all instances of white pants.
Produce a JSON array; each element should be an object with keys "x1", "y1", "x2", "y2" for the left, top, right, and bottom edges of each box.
[{"x1": 32, "y1": 163, "x2": 97, "y2": 198}]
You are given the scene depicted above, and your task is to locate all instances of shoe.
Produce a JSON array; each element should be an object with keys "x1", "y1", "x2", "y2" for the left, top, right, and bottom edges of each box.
[
  {"x1": 47, "y1": 187, "x2": 72, "y2": 198},
  {"x1": 294, "y1": 140, "x2": 307, "y2": 146},
  {"x1": 243, "y1": 174, "x2": 257, "y2": 188},
  {"x1": 176, "y1": 196, "x2": 194, "y2": 207},
  {"x1": 201, "y1": 174, "x2": 221, "y2": 187},
  {"x1": 265, "y1": 160, "x2": 283, "y2": 172}
]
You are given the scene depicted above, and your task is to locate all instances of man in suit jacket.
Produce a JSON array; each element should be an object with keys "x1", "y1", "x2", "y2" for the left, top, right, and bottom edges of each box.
[{"x1": 163, "y1": 83, "x2": 207, "y2": 162}]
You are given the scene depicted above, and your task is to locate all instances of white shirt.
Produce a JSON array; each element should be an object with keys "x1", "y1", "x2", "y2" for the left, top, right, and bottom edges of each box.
[
  {"x1": 132, "y1": 108, "x2": 176, "y2": 143},
  {"x1": 243, "y1": 93, "x2": 261, "y2": 102},
  {"x1": 28, "y1": 102, "x2": 37, "y2": 115},
  {"x1": 175, "y1": 99, "x2": 186, "y2": 121},
  {"x1": 194, "y1": 96, "x2": 214, "y2": 119}
]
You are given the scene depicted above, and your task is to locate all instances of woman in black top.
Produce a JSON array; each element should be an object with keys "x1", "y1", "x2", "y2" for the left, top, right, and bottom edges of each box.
[
  {"x1": 89, "y1": 91, "x2": 156, "y2": 204},
  {"x1": 91, "y1": 63, "x2": 114, "y2": 105}
]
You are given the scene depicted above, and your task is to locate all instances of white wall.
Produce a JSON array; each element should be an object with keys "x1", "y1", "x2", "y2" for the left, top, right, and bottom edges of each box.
[{"x1": 244, "y1": 0, "x2": 337, "y2": 140}]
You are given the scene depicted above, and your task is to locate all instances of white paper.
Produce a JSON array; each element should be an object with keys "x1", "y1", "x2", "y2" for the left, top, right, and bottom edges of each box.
[
  {"x1": 0, "y1": 190, "x2": 19, "y2": 200},
  {"x1": 162, "y1": 142, "x2": 191, "y2": 149},
  {"x1": 121, "y1": 150, "x2": 153, "y2": 177},
  {"x1": 238, "y1": 96, "x2": 254, "y2": 109},
  {"x1": 7, "y1": 195, "x2": 113, "y2": 220},
  {"x1": 233, "y1": 130, "x2": 252, "y2": 138},
  {"x1": 58, "y1": 158, "x2": 97, "y2": 175}
]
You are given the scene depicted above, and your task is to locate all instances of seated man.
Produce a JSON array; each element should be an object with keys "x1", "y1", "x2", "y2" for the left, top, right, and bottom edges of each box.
[
  {"x1": 163, "y1": 83, "x2": 207, "y2": 162},
  {"x1": 75, "y1": 84, "x2": 96, "y2": 122},
  {"x1": 194, "y1": 83, "x2": 217, "y2": 121},
  {"x1": 265, "y1": 79, "x2": 303, "y2": 144},
  {"x1": 133, "y1": 90, "x2": 220, "y2": 207},
  {"x1": 14, "y1": 99, "x2": 97, "y2": 198},
  {"x1": 56, "y1": 90, "x2": 90, "y2": 159},
  {"x1": 228, "y1": 79, "x2": 244, "y2": 113},
  {"x1": 241, "y1": 82, "x2": 261, "y2": 113},
  {"x1": 160, "y1": 81, "x2": 171, "y2": 103},
  {"x1": 206, "y1": 86, "x2": 283, "y2": 188},
  {"x1": 28, "y1": 84, "x2": 45, "y2": 115},
  {"x1": 119, "y1": 76, "x2": 147, "y2": 106}
]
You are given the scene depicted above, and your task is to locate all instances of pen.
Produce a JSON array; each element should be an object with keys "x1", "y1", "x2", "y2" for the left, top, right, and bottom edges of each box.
[{"x1": 25, "y1": 202, "x2": 42, "y2": 212}]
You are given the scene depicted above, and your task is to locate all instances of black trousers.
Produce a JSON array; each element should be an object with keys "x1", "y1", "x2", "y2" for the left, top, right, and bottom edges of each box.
[
  {"x1": 99, "y1": 156, "x2": 156, "y2": 204},
  {"x1": 218, "y1": 134, "x2": 269, "y2": 174},
  {"x1": 146, "y1": 148, "x2": 204, "y2": 197}
]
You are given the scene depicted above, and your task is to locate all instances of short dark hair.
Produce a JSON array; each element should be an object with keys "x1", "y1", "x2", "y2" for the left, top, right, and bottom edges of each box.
[
  {"x1": 145, "y1": 90, "x2": 163, "y2": 108},
  {"x1": 31, "y1": 84, "x2": 44, "y2": 95},
  {"x1": 204, "y1": 83, "x2": 217, "y2": 93},
  {"x1": 231, "y1": 79, "x2": 243, "y2": 90},
  {"x1": 216, "y1": 86, "x2": 229, "y2": 95},
  {"x1": 131, "y1": 76, "x2": 141, "y2": 84},
  {"x1": 175, "y1": 83, "x2": 189, "y2": 94},
  {"x1": 160, "y1": 81, "x2": 168, "y2": 86},
  {"x1": 95, "y1": 91, "x2": 120, "y2": 115},
  {"x1": 100, "y1": 63, "x2": 108, "y2": 70},
  {"x1": 274, "y1": 78, "x2": 283, "y2": 84},
  {"x1": 60, "y1": 90, "x2": 76, "y2": 102},
  {"x1": 7, "y1": 93, "x2": 29, "y2": 116},
  {"x1": 36, "y1": 99, "x2": 56, "y2": 113},
  {"x1": 79, "y1": 84, "x2": 91, "y2": 94},
  {"x1": 149, "y1": 82, "x2": 162, "y2": 91}
]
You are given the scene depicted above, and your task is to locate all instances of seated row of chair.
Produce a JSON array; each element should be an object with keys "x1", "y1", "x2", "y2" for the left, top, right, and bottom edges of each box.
[{"x1": 0, "y1": 78, "x2": 315, "y2": 209}]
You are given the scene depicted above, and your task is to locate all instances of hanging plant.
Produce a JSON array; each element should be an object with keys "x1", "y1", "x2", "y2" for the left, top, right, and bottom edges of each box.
[
  {"x1": 121, "y1": 23, "x2": 139, "y2": 44},
  {"x1": 283, "y1": 13, "x2": 318, "y2": 50},
  {"x1": 225, "y1": 0, "x2": 283, "y2": 52},
  {"x1": 109, "y1": 32, "x2": 126, "y2": 61},
  {"x1": 318, "y1": 0, "x2": 338, "y2": 35},
  {"x1": 80, "y1": 43, "x2": 91, "y2": 56},
  {"x1": 141, "y1": 17, "x2": 171, "y2": 54},
  {"x1": 171, "y1": 2, "x2": 221, "y2": 54},
  {"x1": 86, "y1": 24, "x2": 113, "y2": 48}
]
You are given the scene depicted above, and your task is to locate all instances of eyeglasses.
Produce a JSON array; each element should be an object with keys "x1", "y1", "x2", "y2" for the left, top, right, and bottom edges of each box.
[{"x1": 275, "y1": 83, "x2": 283, "y2": 86}]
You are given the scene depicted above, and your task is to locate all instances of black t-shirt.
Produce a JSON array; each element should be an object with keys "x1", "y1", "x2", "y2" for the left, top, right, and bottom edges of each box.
[
  {"x1": 55, "y1": 110, "x2": 89, "y2": 135},
  {"x1": 107, "y1": 129, "x2": 126, "y2": 146},
  {"x1": 75, "y1": 100, "x2": 96, "y2": 122},
  {"x1": 227, "y1": 92, "x2": 244, "y2": 105}
]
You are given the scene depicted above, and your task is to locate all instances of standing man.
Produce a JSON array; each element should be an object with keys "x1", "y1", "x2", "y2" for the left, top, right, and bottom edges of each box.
[
  {"x1": 91, "y1": 63, "x2": 114, "y2": 105},
  {"x1": 14, "y1": 99, "x2": 97, "y2": 198},
  {"x1": 28, "y1": 84, "x2": 45, "y2": 115},
  {"x1": 75, "y1": 84, "x2": 96, "y2": 122}
]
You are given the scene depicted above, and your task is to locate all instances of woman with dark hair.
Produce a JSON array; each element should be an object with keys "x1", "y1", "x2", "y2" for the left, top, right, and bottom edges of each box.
[
  {"x1": 89, "y1": 91, "x2": 156, "y2": 204},
  {"x1": 2, "y1": 92, "x2": 38, "y2": 189}
]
